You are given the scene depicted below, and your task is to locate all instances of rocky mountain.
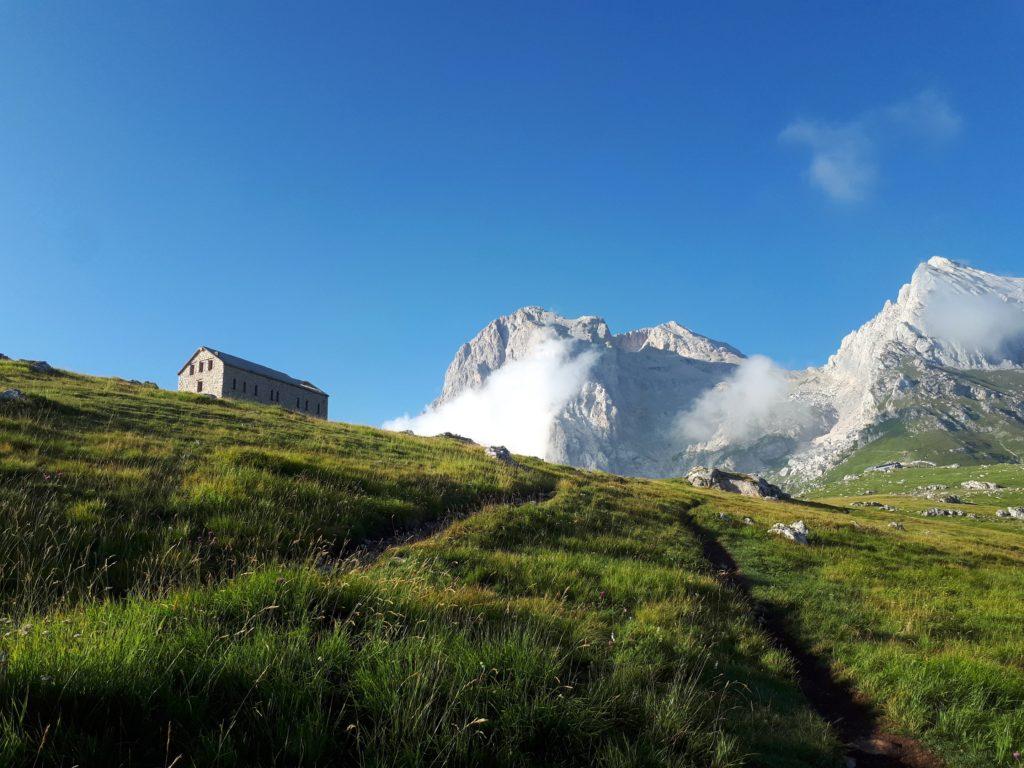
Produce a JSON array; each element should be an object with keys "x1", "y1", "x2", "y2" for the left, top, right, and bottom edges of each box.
[
  {"x1": 431, "y1": 307, "x2": 744, "y2": 475},
  {"x1": 402, "y1": 258, "x2": 1024, "y2": 484}
]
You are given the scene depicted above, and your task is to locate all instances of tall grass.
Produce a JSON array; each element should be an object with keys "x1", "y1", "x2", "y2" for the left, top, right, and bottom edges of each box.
[
  {"x1": 683, "y1": 482, "x2": 1024, "y2": 767},
  {"x1": 0, "y1": 361, "x2": 837, "y2": 766}
]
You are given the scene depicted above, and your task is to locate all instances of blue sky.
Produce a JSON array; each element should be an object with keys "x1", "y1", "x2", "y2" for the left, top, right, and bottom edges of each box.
[{"x1": 2, "y1": 2, "x2": 1022, "y2": 425}]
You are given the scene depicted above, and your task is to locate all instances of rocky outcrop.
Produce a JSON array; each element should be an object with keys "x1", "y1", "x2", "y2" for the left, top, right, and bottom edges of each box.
[
  {"x1": 962, "y1": 481, "x2": 1000, "y2": 491},
  {"x1": 0, "y1": 389, "x2": 26, "y2": 401},
  {"x1": 921, "y1": 508, "x2": 970, "y2": 518},
  {"x1": 769, "y1": 520, "x2": 809, "y2": 544},
  {"x1": 686, "y1": 466, "x2": 788, "y2": 500},
  {"x1": 28, "y1": 361, "x2": 55, "y2": 374},
  {"x1": 851, "y1": 501, "x2": 897, "y2": 511},
  {"x1": 997, "y1": 507, "x2": 1024, "y2": 520},
  {"x1": 484, "y1": 446, "x2": 518, "y2": 466}
]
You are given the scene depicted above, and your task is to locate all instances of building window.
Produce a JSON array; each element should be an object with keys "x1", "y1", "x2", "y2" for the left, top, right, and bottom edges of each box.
[
  {"x1": 316, "y1": 403, "x2": 320, "y2": 415},
  {"x1": 254, "y1": 384, "x2": 259, "y2": 397},
  {"x1": 243, "y1": 381, "x2": 247, "y2": 393},
  {"x1": 197, "y1": 380, "x2": 203, "y2": 392},
  {"x1": 189, "y1": 364, "x2": 194, "y2": 375},
  {"x1": 232, "y1": 378, "x2": 236, "y2": 390},
  {"x1": 296, "y1": 397, "x2": 300, "y2": 408},
  {"x1": 208, "y1": 359, "x2": 214, "y2": 370},
  {"x1": 305, "y1": 399, "x2": 309, "y2": 411}
]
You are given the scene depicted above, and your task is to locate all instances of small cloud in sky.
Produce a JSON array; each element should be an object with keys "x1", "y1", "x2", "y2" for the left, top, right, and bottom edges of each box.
[
  {"x1": 885, "y1": 89, "x2": 963, "y2": 142},
  {"x1": 779, "y1": 121, "x2": 875, "y2": 202},
  {"x1": 780, "y1": 89, "x2": 962, "y2": 202}
]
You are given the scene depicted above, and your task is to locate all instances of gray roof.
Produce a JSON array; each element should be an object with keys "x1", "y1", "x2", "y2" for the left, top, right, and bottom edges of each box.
[{"x1": 182, "y1": 347, "x2": 328, "y2": 396}]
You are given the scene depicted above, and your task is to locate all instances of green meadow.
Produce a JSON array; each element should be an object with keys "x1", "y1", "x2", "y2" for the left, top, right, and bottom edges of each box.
[{"x1": 1, "y1": 359, "x2": 1022, "y2": 766}]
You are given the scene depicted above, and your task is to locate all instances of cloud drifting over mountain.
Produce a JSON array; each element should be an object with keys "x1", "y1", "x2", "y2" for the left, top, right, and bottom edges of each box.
[
  {"x1": 781, "y1": 89, "x2": 962, "y2": 202},
  {"x1": 920, "y1": 289, "x2": 1024, "y2": 359},
  {"x1": 676, "y1": 355, "x2": 814, "y2": 446},
  {"x1": 384, "y1": 333, "x2": 600, "y2": 458}
]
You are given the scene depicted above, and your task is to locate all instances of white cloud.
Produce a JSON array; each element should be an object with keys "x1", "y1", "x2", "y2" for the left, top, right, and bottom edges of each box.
[
  {"x1": 383, "y1": 333, "x2": 600, "y2": 459},
  {"x1": 920, "y1": 289, "x2": 1024, "y2": 360},
  {"x1": 780, "y1": 120, "x2": 875, "y2": 202},
  {"x1": 886, "y1": 89, "x2": 962, "y2": 142},
  {"x1": 781, "y1": 90, "x2": 961, "y2": 202},
  {"x1": 677, "y1": 355, "x2": 814, "y2": 446}
]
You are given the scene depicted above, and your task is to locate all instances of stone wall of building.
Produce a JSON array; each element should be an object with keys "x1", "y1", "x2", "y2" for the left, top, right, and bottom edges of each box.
[
  {"x1": 177, "y1": 351, "x2": 328, "y2": 419},
  {"x1": 220, "y1": 364, "x2": 328, "y2": 419},
  {"x1": 177, "y1": 351, "x2": 225, "y2": 396}
]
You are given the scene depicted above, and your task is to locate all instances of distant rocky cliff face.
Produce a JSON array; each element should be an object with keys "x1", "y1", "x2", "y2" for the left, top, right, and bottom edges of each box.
[
  {"x1": 434, "y1": 306, "x2": 744, "y2": 476},
  {"x1": 411, "y1": 258, "x2": 1024, "y2": 482}
]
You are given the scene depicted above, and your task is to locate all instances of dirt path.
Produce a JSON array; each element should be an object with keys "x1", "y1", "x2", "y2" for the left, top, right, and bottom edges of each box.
[
  {"x1": 335, "y1": 489, "x2": 557, "y2": 569},
  {"x1": 682, "y1": 514, "x2": 941, "y2": 768}
]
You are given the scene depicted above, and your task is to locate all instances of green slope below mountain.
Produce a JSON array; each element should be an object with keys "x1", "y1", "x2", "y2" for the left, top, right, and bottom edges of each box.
[{"x1": 1, "y1": 359, "x2": 1022, "y2": 767}]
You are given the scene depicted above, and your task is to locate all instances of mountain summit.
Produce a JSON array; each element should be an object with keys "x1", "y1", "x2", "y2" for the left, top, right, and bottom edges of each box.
[{"x1": 405, "y1": 260, "x2": 1024, "y2": 483}]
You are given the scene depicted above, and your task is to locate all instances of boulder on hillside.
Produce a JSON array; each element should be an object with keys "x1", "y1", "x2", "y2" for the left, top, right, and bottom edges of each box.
[
  {"x1": 921, "y1": 508, "x2": 966, "y2": 517},
  {"x1": 27, "y1": 360, "x2": 55, "y2": 374},
  {"x1": 0, "y1": 353, "x2": 9, "y2": 360},
  {"x1": 962, "y1": 480, "x2": 1000, "y2": 491},
  {"x1": 889, "y1": 521, "x2": 906, "y2": 530},
  {"x1": 997, "y1": 507, "x2": 1024, "y2": 520},
  {"x1": 440, "y1": 432, "x2": 475, "y2": 444},
  {"x1": 686, "y1": 466, "x2": 789, "y2": 501},
  {"x1": 769, "y1": 520, "x2": 808, "y2": 544},
  {"x1": 851, "y1": 501, "x2": 897, "y2": 511},
  {"x1": 0, "y1": 388, "x2": 26, "y2": 402},
  {"x1": 485, "y1": 445, "x2": 518, "y2": 467}
]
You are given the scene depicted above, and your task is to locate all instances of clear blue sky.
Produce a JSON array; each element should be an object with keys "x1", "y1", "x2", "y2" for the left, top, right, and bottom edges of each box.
[{"x1": 2, "y1": 2, "x2": 1021, "y2": 425}]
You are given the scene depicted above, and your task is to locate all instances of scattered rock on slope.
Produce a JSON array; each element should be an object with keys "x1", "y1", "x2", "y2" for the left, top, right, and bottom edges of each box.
[
  {"x1": 921, "y1": 508, "x2": 970, "y2": 517},
  {"x1": 962, "y1": 480, "x2": 1000, "y2": 491},
  {"x1": 0, "y1": 389, "x2": 26, "y2": 402},
  {"x1": 997, "y1": 507, "x2": 1024, "y2": 520},
  {"x1": 28, "y1": 360, "x2": 55, "y2": 374},
  {"x1": 485, "y1": 445, "x2": 518, "y2": 467},
  {"x1": 686, "y1": 466, "x2": 788, "y2": 500},
  {"x1": 769, "y1": 520, "x2": 809, "y2": 544},
  {"x1": 851, "y1": 501, "x2": 897, "y2": 511}
]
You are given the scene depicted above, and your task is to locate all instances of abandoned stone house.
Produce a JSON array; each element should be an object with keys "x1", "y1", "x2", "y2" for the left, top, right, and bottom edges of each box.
[{"x1": 177, "y1": 347, "x2": 328, "y2": 419}]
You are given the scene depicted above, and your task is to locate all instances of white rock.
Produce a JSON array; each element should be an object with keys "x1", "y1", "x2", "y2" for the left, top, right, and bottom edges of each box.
[
  {"x1": 962, "y1": 480, "x2": 1000, "y2": 491},
  {"x1": 484, "y1": 445, "x2": 518, "y2": 466},
  {"x1": 769, "y1": 520, "x2": 809, "y2": 544}
]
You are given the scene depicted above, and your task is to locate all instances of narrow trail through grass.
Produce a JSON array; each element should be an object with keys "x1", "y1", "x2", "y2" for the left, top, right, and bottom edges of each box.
[{"x1": 680, "y1": 507, "x2": 939, "y2": 768}]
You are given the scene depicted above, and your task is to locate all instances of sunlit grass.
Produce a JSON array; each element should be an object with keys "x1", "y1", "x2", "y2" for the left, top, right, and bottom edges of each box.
[{"x1": 2, "y1": 359, "x2": 1022, "y2": 767}]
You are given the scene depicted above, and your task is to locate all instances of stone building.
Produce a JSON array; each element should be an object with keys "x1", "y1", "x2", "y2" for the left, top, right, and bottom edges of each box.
[{"x1": 177, "y1": 347, "x2": 328, "y2": 419}]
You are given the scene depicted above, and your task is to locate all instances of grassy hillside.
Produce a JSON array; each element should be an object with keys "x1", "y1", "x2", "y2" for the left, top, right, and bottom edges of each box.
[
  {"x1": 1, "y1": 359, "x2": 1023, "y2": 767},
  {"x1": 808, "y1": 367, "x2": 1024, "y2": 492}
]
